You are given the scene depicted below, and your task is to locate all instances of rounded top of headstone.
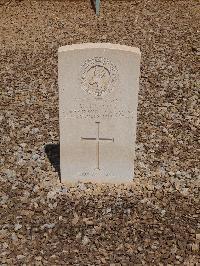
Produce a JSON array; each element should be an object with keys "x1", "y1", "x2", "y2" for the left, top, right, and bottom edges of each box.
[{"x1": 58, "y1": 43, "x2": 141, "y2": 56}]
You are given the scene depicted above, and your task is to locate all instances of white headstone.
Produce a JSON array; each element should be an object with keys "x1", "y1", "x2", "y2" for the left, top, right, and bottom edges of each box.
[{"x1": 58, "y1": 43, "x2": 141, "y2": 184}]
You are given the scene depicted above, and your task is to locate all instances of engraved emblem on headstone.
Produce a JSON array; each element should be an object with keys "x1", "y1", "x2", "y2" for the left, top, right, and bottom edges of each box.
[{"x1": 80, "y1": 57, "x2": 118, "y2": 97}]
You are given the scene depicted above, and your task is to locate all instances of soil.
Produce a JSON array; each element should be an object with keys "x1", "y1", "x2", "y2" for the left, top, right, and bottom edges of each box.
[{"x1": 0, "y1": 0, "x2": 199, "y2": 265}]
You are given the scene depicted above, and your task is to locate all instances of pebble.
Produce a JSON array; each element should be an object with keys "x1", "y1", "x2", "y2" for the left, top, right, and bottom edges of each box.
[
  {"x1": 196, "y1": 234, "x2": 200, "y2": 240},
  {"x1": 192, "y1": 243, "x2": 199, "y2": 252},
  {"x1": 35, "y1": 256, "x2": 42, "y2": 261},
  {"x1": 82, "y1": 236, "x2": 90, "y2": 245},
  {"x1": 14, "y1": 224, "x2": 22, "y2": 231},
  {"x1": 11, "y1": 233, "x2": 18, "y2": 242},
  {"x1": 17, "y1": 255, "x2": 25, "y2": 260},
  {"x1": 72, "y1": 212, "x2": 79, "y2": 225},
  {"x1": 40, "y1": 223, "x2": 55, "y2": 230}
]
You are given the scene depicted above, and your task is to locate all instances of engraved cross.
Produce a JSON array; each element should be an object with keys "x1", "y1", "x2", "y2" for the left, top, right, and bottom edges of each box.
[{"x1": 81, "y1": 122, "x2": 114, "y2": 170}]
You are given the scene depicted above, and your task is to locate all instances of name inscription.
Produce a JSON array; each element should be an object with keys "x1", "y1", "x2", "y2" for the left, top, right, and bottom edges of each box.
[{"x1": 65, "y1": 99, "x2": 134, "y2": 119}]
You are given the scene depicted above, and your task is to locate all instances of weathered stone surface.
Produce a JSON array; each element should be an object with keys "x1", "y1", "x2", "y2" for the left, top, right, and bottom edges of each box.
[{"x1": 59, "y1": 43, "x2": 141, "y2": 184}]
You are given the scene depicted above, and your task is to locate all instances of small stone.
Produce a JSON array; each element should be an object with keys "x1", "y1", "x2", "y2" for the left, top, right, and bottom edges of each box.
[
  {"x1": 101, "y1": 257, "x2": 107, "y2": 263},
  {"x1": 47, "y1": 190, "x2": 57, "y2": 200},
  {"x1": 40, "y1": 223, "x2": 55, "y2": 230},
  {"x1": 17, "y1": 255, "x2": 25, "y2": 260},
  {"x1": 169, "y1": 171, "x2": 174, "y2": 176},
  {"x1": 196, "y1": 234, "x2": 200, "y2": 240},
  {"x1": 72, "y1": 212, "x2": 79, "y2": 225},
  {"x1": 77, "y1": 182, "x2": 87, "y2": 190},
  {"x1": 35, "y1": 256, "x2": 42, "y2": 261},
  {"x1": 5, "y1": 169, "x2": 16, "y2": 179},
  {"x1": 161, "y1": 210, "x2": 166, "y2": 216},
  {"x1": 192, "y1": 243, "x2": 199, "y2": 252},
  {"x1": 34, "y1": 202, "x2": 39, "y2": 208},
  {"x1": 31, "y1": 128, "x2": 39, "y2": 134},
  {"x1": 176, "y1": 171, "x2": 181, "y2": 176},
  {"x1": 14, "y1": 223, "x2": 22, "y2": 231},
  {"x1": 181, "y1": 188, "x2": 189, "y2": 196},
  {"x1": 151, "y1": 244, "x2": 158, "y2": 250},
  {"x1": 3, "y1": 242, "x2": 8, "y2": 249},
  {"x1": 0, "y1": 229, "x2": 7, "y2": 238},
  {"x1": 33, "y1": 185, "x2": 39, "y2": 192},
  {"x1": 1, "y1": 195, "x2": 9, "y2": 204},
  {"x1": 106, "y1": 207, "x2": 111, "y2": 213},
  {"x1": 11, "y1": 233, "x2": 18, "y2": 242},
  {"x1": 82, "y1": 236, "x2": 90, "y2": 245},
  {"x1": 175, "y1": 255, "x2": 183, "y2": 261},
  {"x1": 83, "y1": 218, "x2": 94, "y2": 225},
  {"x1": 76, "y1": 232, "x2": 82, "y2": 239}
]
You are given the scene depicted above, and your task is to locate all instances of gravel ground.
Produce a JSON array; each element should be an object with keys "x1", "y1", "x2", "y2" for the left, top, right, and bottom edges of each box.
[{"x1": 0, "y1": 0, "x2": 199, "y2": 265}]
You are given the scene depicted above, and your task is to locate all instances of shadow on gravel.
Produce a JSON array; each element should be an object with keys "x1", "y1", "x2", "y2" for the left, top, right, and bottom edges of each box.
[{"x1": 45, "y1": 143, "x2": 61, "y2": 182}]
